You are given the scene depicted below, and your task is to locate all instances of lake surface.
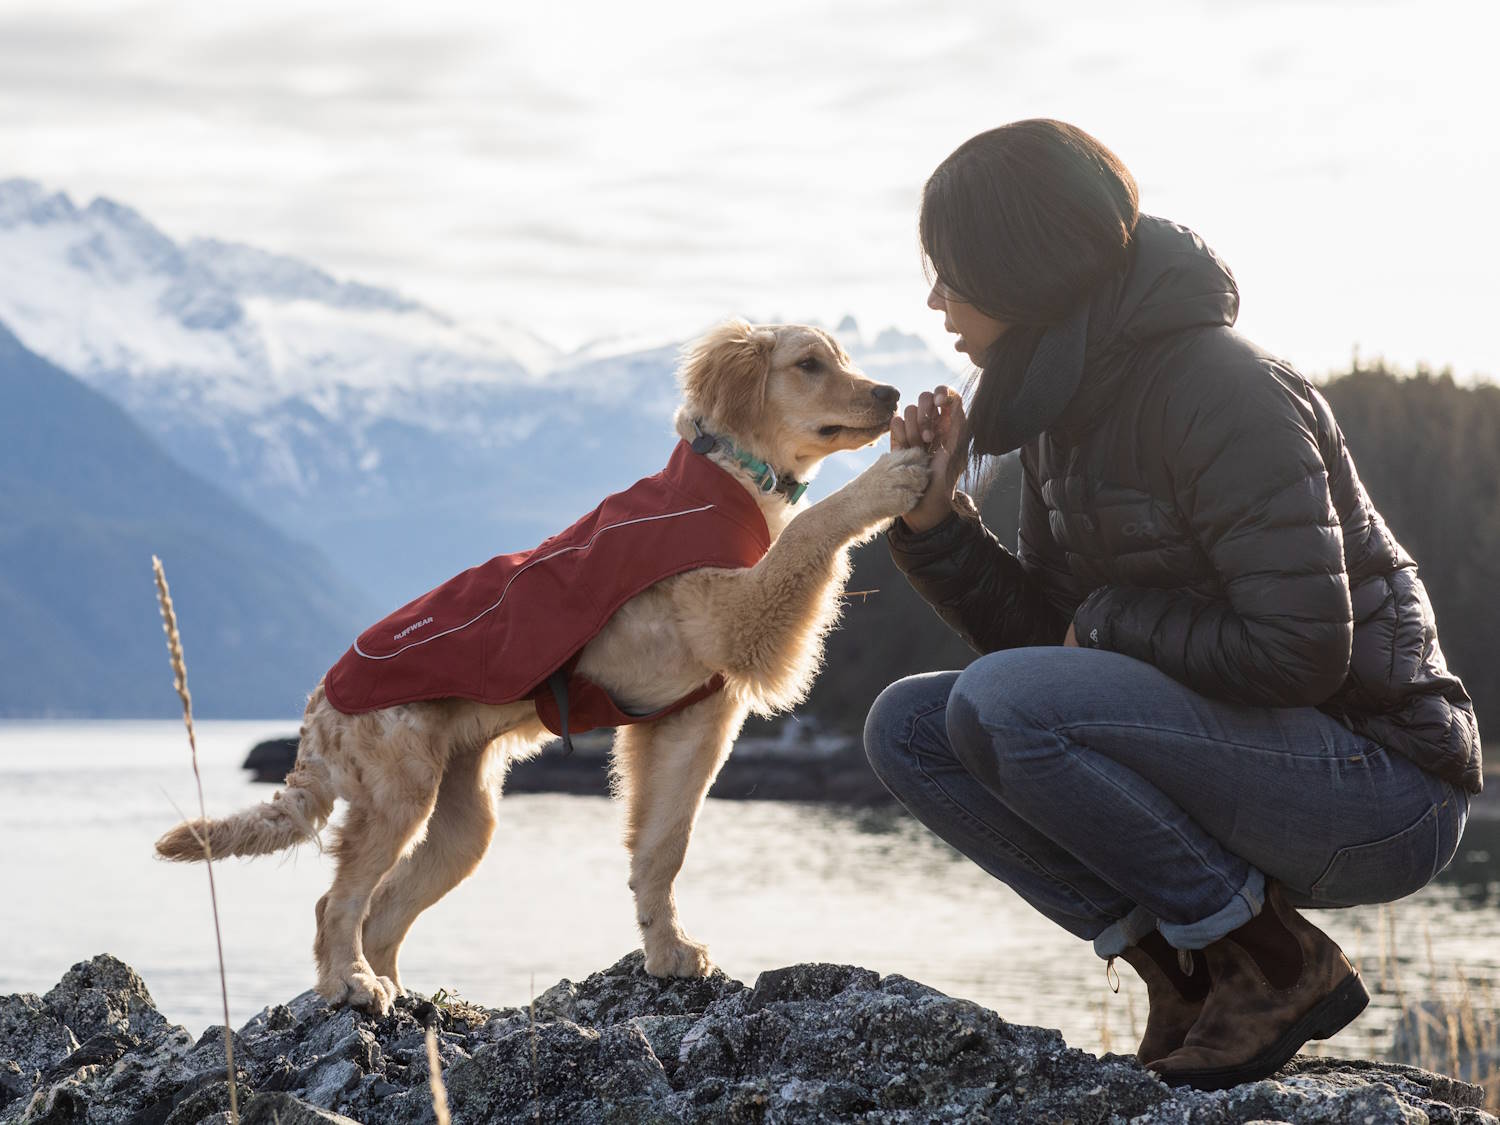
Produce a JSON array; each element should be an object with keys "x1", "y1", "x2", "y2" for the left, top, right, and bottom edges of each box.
[{"x1": 2, "y1": 720, "x2": 1496, "y2": 1065}]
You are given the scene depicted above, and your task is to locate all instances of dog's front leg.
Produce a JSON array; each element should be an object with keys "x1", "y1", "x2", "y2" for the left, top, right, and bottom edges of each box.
[
  {"x1": 684, "y1": 448, "x2": 929, "y2": 700},
  {"x1": 615, "y1": 694, "x2": 747, "y2": 977}
]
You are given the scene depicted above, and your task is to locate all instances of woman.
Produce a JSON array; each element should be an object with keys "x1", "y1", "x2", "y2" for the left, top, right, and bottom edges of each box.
[{"x1": 863, "y1": 119, "x2": 1481, "y2": 1091}]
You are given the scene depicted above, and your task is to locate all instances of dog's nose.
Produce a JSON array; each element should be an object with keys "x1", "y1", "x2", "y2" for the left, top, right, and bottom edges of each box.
[{"x1": 870, "y1": 384, "x2": 900, "y2": 408}]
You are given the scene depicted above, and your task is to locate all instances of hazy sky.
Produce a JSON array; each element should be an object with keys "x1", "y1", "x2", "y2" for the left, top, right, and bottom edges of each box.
[{"x1": 3, "y1": 0, "x2": 1496, "y2": 377}]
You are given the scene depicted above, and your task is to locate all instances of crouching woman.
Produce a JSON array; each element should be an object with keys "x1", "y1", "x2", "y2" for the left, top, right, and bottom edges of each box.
[{"x1": 863, "y1": 119, "x2": 1481, "y2": 1090}]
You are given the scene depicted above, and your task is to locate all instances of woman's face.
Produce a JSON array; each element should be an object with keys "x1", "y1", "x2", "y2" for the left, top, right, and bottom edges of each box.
[{"x1": 927, "y1": 279, "x2": 1009, "y2": 360}]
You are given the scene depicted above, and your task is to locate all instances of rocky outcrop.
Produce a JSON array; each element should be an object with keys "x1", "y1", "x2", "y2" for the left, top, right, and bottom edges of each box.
[{"x1": 2, "y1": 953, "x2": 1493, "y2": 1124}]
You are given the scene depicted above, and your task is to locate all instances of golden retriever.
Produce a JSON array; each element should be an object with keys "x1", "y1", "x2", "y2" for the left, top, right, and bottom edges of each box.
[{"x1": 156, "y1": 319, "x2": 928, "y2": 1015}]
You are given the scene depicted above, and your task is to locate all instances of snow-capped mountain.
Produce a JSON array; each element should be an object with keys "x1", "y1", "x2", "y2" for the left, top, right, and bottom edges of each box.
[{"x1": 0, "y1": 178, "x2": 957, "y2": 607}]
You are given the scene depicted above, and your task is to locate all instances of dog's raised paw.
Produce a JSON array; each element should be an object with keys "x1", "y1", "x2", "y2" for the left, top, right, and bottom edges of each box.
[
  {"x1": 643, "y1": 937, "x2": 714, "y2": 979},
  {"x1": 854, "y1": 449, "x2": 931, "y2": 520}
]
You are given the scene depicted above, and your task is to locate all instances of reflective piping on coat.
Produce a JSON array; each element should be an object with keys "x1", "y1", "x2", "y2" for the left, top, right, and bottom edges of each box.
[{"x1": 351, "y1": 504, "x2": 718, "y2": 661}]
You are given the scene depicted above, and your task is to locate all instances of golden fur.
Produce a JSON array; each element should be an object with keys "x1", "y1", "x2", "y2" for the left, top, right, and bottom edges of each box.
[{"x1": 156, "y1": 320, "x2": 928, "y2": 1014}]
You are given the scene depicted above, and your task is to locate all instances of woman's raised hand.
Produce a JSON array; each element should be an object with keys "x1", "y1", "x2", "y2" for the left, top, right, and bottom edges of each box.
[{"x1": 890, "y1": 386, "x2": 968, "y2": 533}]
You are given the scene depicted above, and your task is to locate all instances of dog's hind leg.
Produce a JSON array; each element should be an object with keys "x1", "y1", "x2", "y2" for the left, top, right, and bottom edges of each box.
[
  {"x1": 615, "y1": 692, "x2": 747, "y2": 977},
  {"x1": 313, "y1": 716, "x2": 445, "y2": 1016},
  {"x1": 361, "y1": 742, "x2": 504, "y2": 991}
]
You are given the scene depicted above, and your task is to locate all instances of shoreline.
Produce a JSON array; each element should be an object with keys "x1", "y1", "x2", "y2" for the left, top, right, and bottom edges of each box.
[{"x1": 241, "y1": 733, "x2": 1500, "y2": 815}]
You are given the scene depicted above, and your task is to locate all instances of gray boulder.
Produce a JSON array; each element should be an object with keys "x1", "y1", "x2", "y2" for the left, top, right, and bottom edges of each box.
[{"x1": 1, "y1": 952, "x2": 1493, "y2": 1124}]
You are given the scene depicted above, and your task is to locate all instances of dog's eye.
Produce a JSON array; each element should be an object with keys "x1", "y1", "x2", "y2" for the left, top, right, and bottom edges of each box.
[{"x1": 796, "y1": 357, "x2": 821, "y2": 373}]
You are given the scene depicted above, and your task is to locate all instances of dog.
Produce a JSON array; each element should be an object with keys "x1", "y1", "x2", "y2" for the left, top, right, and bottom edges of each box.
[{"x1": 156, "y1": 319, "x2": 929, "y2": 1015}]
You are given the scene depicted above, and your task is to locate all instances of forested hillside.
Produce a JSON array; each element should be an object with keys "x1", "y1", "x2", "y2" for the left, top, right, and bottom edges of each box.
[{"x1": 797, "y1": 364, "x2": 1498, "y2": 765}]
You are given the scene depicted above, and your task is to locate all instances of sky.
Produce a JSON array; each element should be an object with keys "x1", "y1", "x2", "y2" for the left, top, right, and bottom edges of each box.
[{"x1": 2, "y1": 0, "x2": 1497, "y2": 378}]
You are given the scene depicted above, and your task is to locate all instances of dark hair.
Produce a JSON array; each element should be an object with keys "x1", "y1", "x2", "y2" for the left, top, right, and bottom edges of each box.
[{"x1": 920, "y1": 119, "x2": 1139, "y2": 462}]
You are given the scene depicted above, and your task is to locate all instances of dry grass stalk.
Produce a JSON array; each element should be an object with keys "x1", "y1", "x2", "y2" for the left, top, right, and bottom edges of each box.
[
  {"x1": 152, "y1": 555, "x2": 239, "y2": 1125},
  {"x1": 1388, "y1": 957, "x2": 1498, "y2": 1113},
  {"x1": 1480, "y1": 982, "x2": 1499, "y2": 1110},
  {"x1": 529, "y1": 973, "x2": 541, "y2": 1125},
  {"x1": 1384, "y1": 904, "x2": 1406, "y2": 1010},
  {"x1": 424, "y1": 1027, "x2": 452, "y2": 1125},
  {"x1": 1376, "y1": 903, "x2": 1390, "y2": 993},
  {"x1": 1458, "y1": 971, "x2": 1480, "y2": 1084}
]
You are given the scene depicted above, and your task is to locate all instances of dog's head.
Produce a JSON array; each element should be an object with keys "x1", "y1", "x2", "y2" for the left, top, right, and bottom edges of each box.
[{"x1": 677, "y1": 320, "x2": 900, "y2": 473}]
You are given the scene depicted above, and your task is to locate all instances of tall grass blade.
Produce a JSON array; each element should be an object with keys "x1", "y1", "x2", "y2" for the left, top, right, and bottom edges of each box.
[{"x1": 152, "y1": 555, "x2": 238, "y2": 1124}]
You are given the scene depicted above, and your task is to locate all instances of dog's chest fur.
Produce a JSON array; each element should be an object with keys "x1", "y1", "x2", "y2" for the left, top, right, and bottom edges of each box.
[{"x1": 576, "y1": 484, "x2": 834, "y2": 717}]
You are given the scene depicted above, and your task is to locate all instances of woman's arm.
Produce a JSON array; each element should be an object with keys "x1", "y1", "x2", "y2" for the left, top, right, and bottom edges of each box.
[
  {"x1": 1071, "y1": 363, "x2": 1353, "y2": 707},
  {"x1": 888, "y1": 486, "x2": 1068, "y2": 652},
  {"x1": 887, "y1": 389, "x2": 1067, "y2": 652}
]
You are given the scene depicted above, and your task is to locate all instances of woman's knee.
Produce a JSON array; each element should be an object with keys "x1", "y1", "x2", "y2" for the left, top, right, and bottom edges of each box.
[
  {"x1": 947, "y1": 648, "x2": 1072, "y2": 780},
  {"x1": 862, "y1": 671, "x2": 958, "y2": 783}
]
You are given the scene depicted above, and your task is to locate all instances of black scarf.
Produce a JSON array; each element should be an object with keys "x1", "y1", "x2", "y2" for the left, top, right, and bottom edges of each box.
[{"x1": 973, "y1": 302, "x2": 1090, "y2": 457}]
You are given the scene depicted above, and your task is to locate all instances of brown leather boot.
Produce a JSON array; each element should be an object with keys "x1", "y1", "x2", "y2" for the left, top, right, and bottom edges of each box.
[
  {"x1": 1115, "y1": 931, "x2": 1209, "y2": 1062},
  {"x1": 1150, "y1": 882, "x2": 1369, "y2": 1090}
]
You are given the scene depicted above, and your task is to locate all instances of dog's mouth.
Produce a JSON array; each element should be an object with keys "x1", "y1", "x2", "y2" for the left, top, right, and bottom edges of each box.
[{"x1": 817, "y1": 421, "x2": 889, "y2": 440}]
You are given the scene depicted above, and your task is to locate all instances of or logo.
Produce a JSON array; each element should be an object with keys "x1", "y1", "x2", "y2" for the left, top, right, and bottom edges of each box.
[
  {"x1": 1089, "y1": 627, "x2": 1100, "y2": 644},
  {"x1": 393, "y1": 616, "x2": 435, "y2": 641}
]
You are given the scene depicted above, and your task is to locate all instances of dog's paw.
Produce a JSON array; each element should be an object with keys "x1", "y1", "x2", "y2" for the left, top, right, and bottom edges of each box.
[
  {"x1": 852, "y1": 448, "x2": 931, "y2": 521},
  {"x1": 345, "y1": 968, "x2": 397, "y2": 1016},
  {"x1": 318, "y1": 963, "x2": 397, "y2": 1017},
  {"x1": 643, "y1": 937, "x2": 714, "y2": 978}
]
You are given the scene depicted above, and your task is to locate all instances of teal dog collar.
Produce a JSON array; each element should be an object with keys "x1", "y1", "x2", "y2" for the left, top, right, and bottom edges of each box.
[{"x1": 690, "y1": 420, "x2": 808, "y2": 504}]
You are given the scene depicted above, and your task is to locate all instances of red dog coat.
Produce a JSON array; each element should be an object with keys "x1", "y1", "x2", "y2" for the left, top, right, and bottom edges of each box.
[{"x1": 323, "y1": 441, "x2": 771, "y2": 743}]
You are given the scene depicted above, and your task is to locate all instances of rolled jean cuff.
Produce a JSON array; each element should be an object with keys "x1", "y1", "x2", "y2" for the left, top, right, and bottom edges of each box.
[
  {"x1": 1159, "y1": 867, "x2": 1266, "y2": 951},
  {"x1": 1092, "y1": 903, "x2": 1158, "y2": 959}
]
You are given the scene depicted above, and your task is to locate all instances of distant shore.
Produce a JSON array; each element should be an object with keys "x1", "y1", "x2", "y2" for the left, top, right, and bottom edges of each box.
[
  {"x1": 241, "y1": 733, "x2": 1500, "y2": 816},
  {"x1": 243, "y1": 727, "x2": 899, "y2": 805}
]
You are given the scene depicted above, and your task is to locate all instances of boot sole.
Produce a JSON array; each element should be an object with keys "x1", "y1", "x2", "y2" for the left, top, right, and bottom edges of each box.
[{"x1": 1156, "y1": 969, "x2": 1370, "y2": 1092}]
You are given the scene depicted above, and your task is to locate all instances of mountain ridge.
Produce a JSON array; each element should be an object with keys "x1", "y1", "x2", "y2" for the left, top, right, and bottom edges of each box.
[
  {"x1": 0, "y1": 319, "x2": 371, "y2": 717},
  {"x1": 0, "y1": 176, "x2": 958, "y2": 605}
]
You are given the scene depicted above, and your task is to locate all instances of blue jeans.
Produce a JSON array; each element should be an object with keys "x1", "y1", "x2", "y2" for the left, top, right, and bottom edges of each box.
[{"x1": 863, "y1": 648, "x2": 1469, "y2": 957}]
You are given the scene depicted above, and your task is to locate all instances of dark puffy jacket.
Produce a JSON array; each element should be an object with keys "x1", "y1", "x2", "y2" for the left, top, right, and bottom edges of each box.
[{"x1": 889, "y1": 216, "x2": 1483, "y2": 794}]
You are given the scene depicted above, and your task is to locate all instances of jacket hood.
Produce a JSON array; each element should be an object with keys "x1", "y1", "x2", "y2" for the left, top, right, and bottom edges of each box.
[
  {"x1": 1046, "y1": 216, "x2": 1240, "y2": 438},
  {"x1": 1086, "y1": 215, "x2": 1240, "y2": 353},
  {"x1": 980, "y1": 216, "x2": 1239, "y2": 455}
]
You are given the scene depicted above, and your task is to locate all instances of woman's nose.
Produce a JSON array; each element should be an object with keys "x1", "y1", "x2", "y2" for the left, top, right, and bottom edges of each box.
[{"x1": 926, "y1": 283, "x2": 944, "y2": 311}]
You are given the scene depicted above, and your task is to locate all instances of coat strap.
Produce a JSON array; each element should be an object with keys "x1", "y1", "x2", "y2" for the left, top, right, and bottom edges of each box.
[{"x1": 546, "y1": 669, "x2": 575, "y2": 756}]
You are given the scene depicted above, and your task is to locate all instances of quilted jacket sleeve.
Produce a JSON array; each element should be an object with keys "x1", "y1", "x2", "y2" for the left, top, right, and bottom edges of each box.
[
  {"x1": 1071, "y1": 363, "x2": 1354, "y2": 707},
  {"x1": 886, "y1": 457, "x2": 1068, "y2": 653}
]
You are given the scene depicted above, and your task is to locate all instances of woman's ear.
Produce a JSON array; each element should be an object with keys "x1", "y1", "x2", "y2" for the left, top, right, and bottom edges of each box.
[{"x1": 678, "y1": 319, "x2": 776, "y2": 438}]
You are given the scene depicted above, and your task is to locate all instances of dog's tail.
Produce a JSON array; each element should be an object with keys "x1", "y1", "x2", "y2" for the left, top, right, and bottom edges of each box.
[{"x1": 155, "y1": 751, "x2": 335, "y2": 863}]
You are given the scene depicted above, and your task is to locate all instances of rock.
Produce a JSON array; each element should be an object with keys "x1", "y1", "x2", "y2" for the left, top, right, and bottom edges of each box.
[
  {"x1": 0, "y1": 953, "x2": 1493, "y2": 1124},
  {"x1": 241, "y1": 1092, "x2": 362, "y2": 1124},
  {"x1": 242, "y1": 736, "x2": 300, "y2": 783},
  {"x1": 41, "y1": 954, "x2": 166, "y2": 1042},
  {"x1": 0, "y1": 993, "x2": 79, "y2": 1078}
]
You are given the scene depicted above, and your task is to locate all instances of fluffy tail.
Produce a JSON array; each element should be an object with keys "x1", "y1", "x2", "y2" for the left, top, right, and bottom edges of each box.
[{"x1": 155, "y1": 758, "x2": 335, "y2": 862}]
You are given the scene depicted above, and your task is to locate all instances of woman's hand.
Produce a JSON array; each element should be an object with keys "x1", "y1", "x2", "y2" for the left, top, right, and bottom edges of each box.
[{"x1": 891, "y1": 386, "x2": 969, "y2": 533}]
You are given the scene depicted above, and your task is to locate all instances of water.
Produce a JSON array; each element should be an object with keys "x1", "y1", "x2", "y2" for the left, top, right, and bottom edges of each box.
[{"x1": 2, "y1": 720, "x2": 1496, "y2": 1063}]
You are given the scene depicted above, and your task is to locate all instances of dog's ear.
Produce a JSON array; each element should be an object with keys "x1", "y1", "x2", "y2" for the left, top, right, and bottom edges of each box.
[{"x1": 678, "y1": 319, "x2": 776, "y2": 437}]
